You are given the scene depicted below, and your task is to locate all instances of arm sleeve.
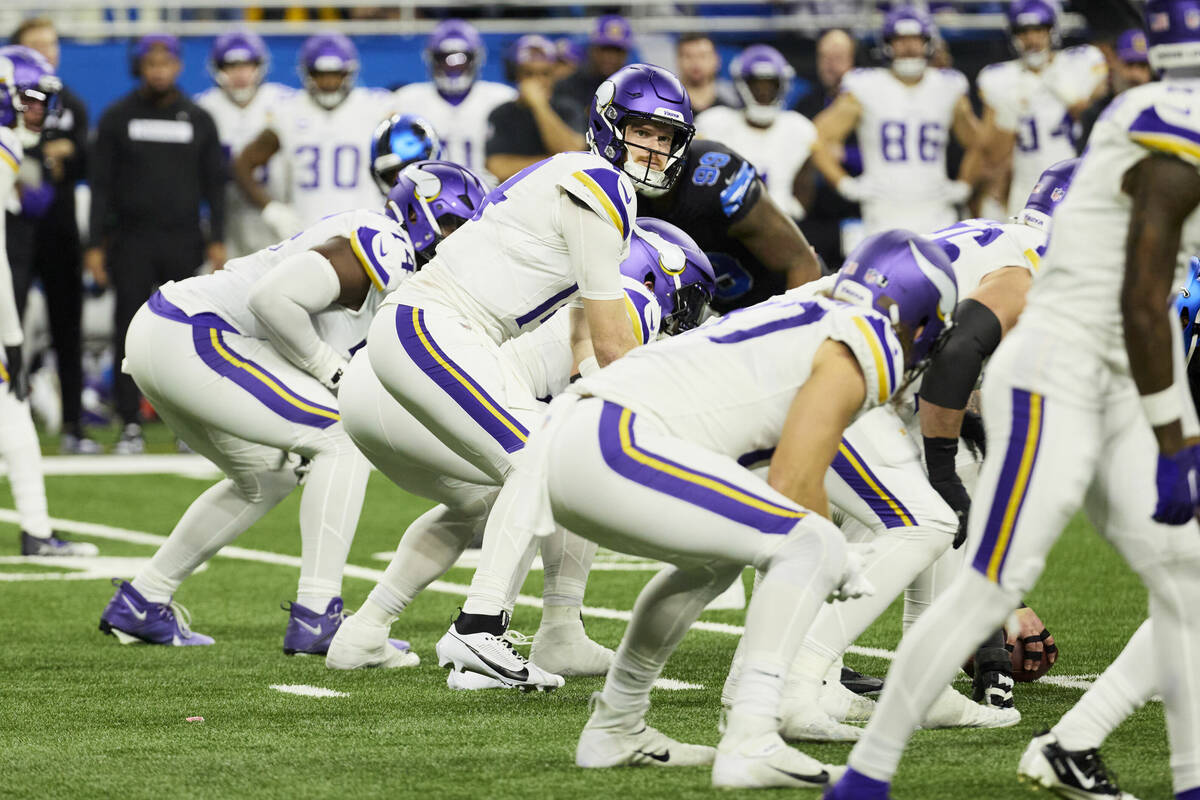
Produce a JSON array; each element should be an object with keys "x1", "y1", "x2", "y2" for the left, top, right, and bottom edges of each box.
[
  {"x1": 197, "y1": 109, "x2": 226, "y2": 243},
  {"x1": 247, "y1": 249, "x2": 346, "y2": 380},
  {"x1": 88, "y1": 108, "x2": 117, "y2": 248},
  {"x1": 0, "y1": 161, "x2": 22, "y2": 345},
  {"x1": 559, "y1": 191, "x2": 626, "y2": 301}
]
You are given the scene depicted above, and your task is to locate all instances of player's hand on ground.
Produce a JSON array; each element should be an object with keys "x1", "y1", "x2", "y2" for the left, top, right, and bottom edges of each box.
[
  {"x1": 1008, "y1": 605, "x2": 1057, "y2": 674},
  {"x1": 83, "y1": 246, "x2": 108, "y2": 290}
]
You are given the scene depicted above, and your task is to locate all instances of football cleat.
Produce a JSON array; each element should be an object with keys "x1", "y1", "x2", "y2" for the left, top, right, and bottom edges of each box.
[
  {"x1": 99, "y1": 579, "x2": 214, "y2": 646},
  {"x1": 840, "y1": 666, "x2": 884, "y2": 695},
  {"x1": 577, "y1": 692, "x2": 715, "y2": 768},
  {"x1": 447, "y1": 670, "x2": 508, "y2": 690},
  {"x1": 780, "y1": 706, "x2": 864, "y2": 743},
  {"x1": 821, "y1": 676, "x2": 876, "y2": 722},
  {"x1": 824, "y1": 767, "x2": 894, "y2": 799},
  {"x1": 324, "y1": 612, "x2": 417, "y2": 669},
  {"x1": 530, "y1": 616, "x2": 614, "y2": 676},
  {"x1": 113, "y1": 423, "x2": 145, "y2": 455},
  {"x1": 21, "y1": 530, "x2": 99, "y2": 557},
  {"x1": 60, "y1": 433, "x2": 103, "y2": 455},
  {"x1": 973, "y1": 640, "x2": 1016, "y2": 708},
  {"x1": 436, "y1": 624, "x2": 564, "y2": 692},
  {"x1": 282, "y1": 597, "x2": 352, "y2": 656},
  {"x1": 921, "y1": 685, "x2": 1020, "y2": 729},
  {"x1": 713, "y1": 730, "x2": 839, "y2": 789},
  {"x1": 1017, "y1": 730, "x2": 1140, "y2": 800}
]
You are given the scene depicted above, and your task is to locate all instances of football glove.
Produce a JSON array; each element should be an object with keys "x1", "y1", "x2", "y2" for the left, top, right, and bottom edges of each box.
[
  {"x1": 924, "y1": 436, "x2": 971, "y2": 548},
  {"x1": 836, "y1": 176, "x2": 882, "y2": 204},
  {"x1": 262, "y1": 201, "x2": 304, "y2": 241},
  {"x1": 1152, "y1": 447, "x2": 1200, "y2": 525}
]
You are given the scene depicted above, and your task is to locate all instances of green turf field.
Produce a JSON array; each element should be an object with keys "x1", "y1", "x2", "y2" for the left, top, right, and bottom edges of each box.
[{"x1": 0, "y1": 463, "x2": 1171, "y2": 799}]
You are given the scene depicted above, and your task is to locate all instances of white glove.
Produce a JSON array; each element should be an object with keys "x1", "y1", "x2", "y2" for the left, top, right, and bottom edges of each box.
[
  {"x1": 827, "y1": 542, "x2": 876, "y2": 603},
  {"x1": 943, "y1": 180, "x2": 972, "y2": 206},
  {"x1": 836, "y1": 175, "x2": 879, "y2": 204},
  {"x1": 262, "y1": 201, "x2": 304, "y2": 241}
]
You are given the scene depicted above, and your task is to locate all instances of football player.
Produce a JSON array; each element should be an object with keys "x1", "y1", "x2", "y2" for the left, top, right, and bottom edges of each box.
[
  {"x1": 695, "y1": 44, "x2": 817, "y2": 223},
  {"x1": 493, "y1": 230, "x2": 955, "y2": 786},
  {"x1": 234, "y1": 34, "x2": 389, "y2": 239},
  {"x1": 977, "y1": 0, "x2": 1107, "y2": 216},
  {"x1": 369, "y1": 113, "x2": 443, "y2": 194},
  {"x1": 392, "y1": 19, "x2": 517, "y2": 180},
  {"x1": 830, "y1": 1, "x2": 1200, "y2": 796},
  {"x1": 0, "y1": 46, "x2": 93, "y2": 557},
  {"x1": 812, "y1": 7, "x2": 981, "y2": 236},
  {"x1": 97, "y1": 182, "x2": 418, "y2": 653},
  {"x1": 196, "y1": 31, "x2": 294, "y2": 258}
]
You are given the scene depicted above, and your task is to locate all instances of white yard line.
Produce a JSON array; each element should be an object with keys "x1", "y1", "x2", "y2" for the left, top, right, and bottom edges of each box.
[
  {"x1": 269, "y1": 684, "x2": 348, "y2": 698},
  {"x1": 0, "y1": 454, "x2": 221, "y2": 479}
]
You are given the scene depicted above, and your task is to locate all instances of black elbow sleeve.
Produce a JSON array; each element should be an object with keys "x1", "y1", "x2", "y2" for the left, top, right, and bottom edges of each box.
[{"x1": 919, "y1": 298, "x2": 1003, "y2": 411}]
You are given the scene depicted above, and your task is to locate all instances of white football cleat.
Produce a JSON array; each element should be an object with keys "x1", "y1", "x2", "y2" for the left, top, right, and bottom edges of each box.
[
  {"x1": 436, "y1": 625, "x2": 564, "y2": 692},
  {"x1": 921, "y1": 685, "x2": 1020, "y2": 729},
  {"x1": 576, "y1": 694, "x2": 715, "y2": 768},
  {"x1": 1017, "y1": 730, "x2": 1141, "y2": 800},
  {"x1": 712, "y1": 731, "x2": 840, "y2": 789},
  {"x1": 447, "y1": 670, "x2": 508, "y2": 690},
  {"x1": 530, "y1": 619, "x2": 613, "y2": 676},
  {"x1": 779, "y1": 706, "x2": 863, "y2": 742},
  {"x1": 324, "y1": 614, "x2": 419, "y2": 670},
  {"x1": 820, "y1": 677, "x2": 876, "y2": 722}
]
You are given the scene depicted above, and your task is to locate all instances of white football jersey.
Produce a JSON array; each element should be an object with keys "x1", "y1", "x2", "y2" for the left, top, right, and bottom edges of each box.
[
  {"x1": 1022, "y1": 78, "x2": 1200, "y2": 369},
  {"x1": 843, "y1": 67, "x2": 968, "y2": 234},
  {"x1": 572, "y1": 295, "x2": 904, "y2": 463},
  {"x1": 978, "y1": 46, "x2": 1107, "y2": 216},
  {"x1": 694, "y1": 106, "x2": 817, "y2": 220},
  {"x1": 196, "y1": 82, "x2": 294, "y2": 258},
  {"x1": 926, "y1": 218, "x2": 1044, "y2": 296},
  {"x1": 160, "y1": 209, "x2": 416, "y2": 358},
  {"x1": 266, "y1": 87, "x2": 393, "y2": 227},
  {"x1": 388, "y1": 151, "x2": 636, "y2": 344},
  {"x1": 391, "y1": 80, "x2": 517, "y2": 181}
]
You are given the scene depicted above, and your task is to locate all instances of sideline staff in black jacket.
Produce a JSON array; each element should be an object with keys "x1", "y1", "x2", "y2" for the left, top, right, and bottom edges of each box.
[{"x1": 85, "y1": 34, "x2": 226, "y2": 453}]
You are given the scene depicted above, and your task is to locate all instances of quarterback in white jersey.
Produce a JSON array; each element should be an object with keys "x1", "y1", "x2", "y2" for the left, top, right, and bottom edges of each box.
[
  {"x1": 977, "y1": 0, "x2": 1107, "y2": 215},
  {"x1": 234, "y1": 34, "x2": 390, "y2": 238},
  {"x1": 496, "y1": 231, "x2": 956, "y2": 787},
  {"x1": 695, "y1": 44, "x2": 817, "y2": 221},
  {"x1": 392, "y1": 19, "x2": 516, "y2": 179},
  {"x1": 196, "y1": 32, "x2": 294, "y2": 258},
  {"x1": 833, "y1": 6, "x2": 1200, "y2": 795},
  {"x1": 98, "y1": 203, "x2": 418, "y2": 655},
  {"x1": 813, "y1": 7, "x2": 981, "y2": 236}
]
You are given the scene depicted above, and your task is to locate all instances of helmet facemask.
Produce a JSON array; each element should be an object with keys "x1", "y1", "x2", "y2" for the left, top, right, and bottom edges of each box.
[
  {"x1": 592, "y1": 108, "x2": 693, "y2": 198},
  {"x1": 431, "y1": 49, "x2": 477, "y2": 97}
]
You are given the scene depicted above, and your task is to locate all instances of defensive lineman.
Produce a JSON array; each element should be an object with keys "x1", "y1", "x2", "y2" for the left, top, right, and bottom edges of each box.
[
  {"x1": 831, "y1": 2, "x2": 1200, "y2": 796},
  {"x1": 98, "y1": 190, "x2": 417, "y2": 652}
]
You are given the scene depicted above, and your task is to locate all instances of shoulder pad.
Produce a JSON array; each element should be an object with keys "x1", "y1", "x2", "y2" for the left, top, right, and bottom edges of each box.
[
  {"x1": 941, "y1": 69, "x2": 969, "y2": 94},
  {"x1": 558, "y1": 164, "x2": 636, "y2": 242},
  {"x1": 1127, "y1": 101, "x2": 1200, "y2": 166},
  {"x1": 829, "y1": 305, "x2": 904, "y2": 407},
  {"x1": 0, "y1": 128, "x2": 22, "y2": 174},
  {"x1": 347, "y1": 212, "x2": 418, "y2": 294}
]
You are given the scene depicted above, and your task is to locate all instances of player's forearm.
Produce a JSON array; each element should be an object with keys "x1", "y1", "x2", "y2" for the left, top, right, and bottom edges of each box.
[
  {"x1": 811, "y1": 141, "x2": 849, "y2": 187},
  {"x1": 248, "y1": 251, "x2": 345, "y2": 383},
  {"x1": 233, "y1": 154, "x2": 272, "y2": 210}
]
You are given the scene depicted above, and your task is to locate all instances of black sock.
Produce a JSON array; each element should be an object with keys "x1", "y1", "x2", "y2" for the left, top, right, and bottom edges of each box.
[{"x1": 454, "y1": 611, "x2": 505, "y2": 636}]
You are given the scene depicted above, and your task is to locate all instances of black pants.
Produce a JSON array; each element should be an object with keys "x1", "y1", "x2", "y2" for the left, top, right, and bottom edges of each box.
[{"x1": 109, "y1": 229, "x2": 203, "y2": 426}]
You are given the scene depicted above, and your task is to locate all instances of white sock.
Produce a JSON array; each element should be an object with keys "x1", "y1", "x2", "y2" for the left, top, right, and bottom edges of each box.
[
  {"x1": 295, "y1": 443, "x2": 370, "y2": 606},
  {"x1": 370, "y1": 502, "x2": 484, "y2": 617},
  {"x1": 848, "y1": 570, "x2": 1017, "y2": 782},
  {"x1": 1054, "y1": 618, "x2": 1155, "y2": 751},
  {"x1": 463, "y1": 476, "x2": 540, "y2": 616},
  {"x1": 356, "y1": 596, "x2": 395, "y2": 627},
  {"x1": 540, "y1": 526, "x2": 596, "y2": 607},
  {"x1": 0, "y1": 394, "x2": 51, "y2": 538}
]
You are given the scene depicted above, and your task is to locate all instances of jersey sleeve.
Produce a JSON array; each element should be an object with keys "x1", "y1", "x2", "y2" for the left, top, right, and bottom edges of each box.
[
  {"x1": 977, "y1": 63, "x2": 1017, "y2": 132},
  {"x1": 942, "y1": 69, "x2": 969, "y2": 102},
  {"x1": 345, "y1": 211, "x2": 418, "y2": 294},
  {"x1": 676, "y1": 141, "x2": 763, "y2": 226},
  {"x1": 827, "y1": 306, "x2": 905, "y2": 409},
  {"x1": 621, "y1": 276, "x2": 661, "y2": 345},
  {"x1": 557, "y1": 164, "x2": 636, "y2": 243},
  {"x1": 838, "y1": 68, "x2": 871, "y2": 101},
  {"x1": 1126, "y1": 101, "x2": 1200, "y2": 167}
]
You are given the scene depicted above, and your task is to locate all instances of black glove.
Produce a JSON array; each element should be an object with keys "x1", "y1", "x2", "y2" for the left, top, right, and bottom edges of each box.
[
  {"x1": 4, "y1": 345, "x2": 27, "y2": 401},
  {"x1": 960, "y1": 410, "x2": 987, "y2": 460},
  {"x1": 924, "y1": 436, "x2": 970, "y2": 548}
]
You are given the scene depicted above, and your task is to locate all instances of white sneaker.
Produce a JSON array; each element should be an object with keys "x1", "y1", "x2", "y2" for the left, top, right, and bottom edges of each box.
[
  {"x1": 576, "y1": 694, "x2": 715, "y2": 768},
  {"x1": 820, "y1": 678, "x2": 876, "y2": 722},
  {"x1": 436, "y1": 625, "x2": 564, "y2": 692},
  {"x1": 712, "y1": 731, "x2": 840, "y2": 789},
  {"x1": 447, "y1": 670, "x2": 508, "y2": 690},
  {"x1": 1017, "y1": 730, "x2": 1140, "y2": 800},
  {"x1": 530, "y1": 619, "x2": 613, "y2": 676},
  {"x1": 779, "y1": 705, "x2": 863, "y2": 742},
  {"x1": 921, "y1": 685, "x2": 1020, "y2": 729},
  {"x1": 325, "y1": 614, "x2": 419, "y2": 670}
]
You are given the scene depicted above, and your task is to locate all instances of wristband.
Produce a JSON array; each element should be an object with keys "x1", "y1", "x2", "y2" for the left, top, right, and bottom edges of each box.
[{"x1": 1141, "y1": 386, "x2": 1182, "y2": 428}]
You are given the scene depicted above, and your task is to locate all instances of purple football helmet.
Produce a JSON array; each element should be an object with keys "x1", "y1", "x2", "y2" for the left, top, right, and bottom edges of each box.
[
  {"x1": 833, "y1": 230, "x2": 958, "y2": 371},
  {"x1": 371, "y1": 114, "x2": 444, "y2": 194},
  {"x1": 589, "y1": 64, "x2": 695, "y2": 197},
  {"x1": 298, "y1": 34, "x2": 358, "y2": 110},
  {"x1": 1146, "y1": 0, "x2": 1200, "y2": 72},
  {"x1": 1018, "y1": 157, "x2": 1078, "y2": 233},
  {"x1": 1009, "y1": 0, "x2": 1059, "y2": 66},
  {"x1": 132, "y1": 33, "x2": 181, "y2": 68},
  {"x1": 629, "y1": 218, "x2": 717, "y2": 336},
  {"x1": 730, "y1": 45, "x2": 794, "y2": 126},
  {"x1": 425, "y1": 19, "x2": 485, "y2": 100},
  {"x1": 881, "y1": 7, "x2": 934, "y2": 78},
  {"x1": 385, "y1": 160, "x2": 487, "y2": 265},
  {"x1": 1176, "y1": 255, "x2": 1200, "y2": 360},
  {"x1": 0, "y1": 46, "x2": 60, "y2": 145},
  {"x1": 208, "y1": 31, "x2": 269, "y2": 105}
]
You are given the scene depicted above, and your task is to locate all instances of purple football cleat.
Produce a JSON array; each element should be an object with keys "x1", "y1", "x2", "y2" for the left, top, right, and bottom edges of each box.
[
  {"x1": 99, "y1": 579, "x2": 214, "y2": 646},
  {"x1": 282, "y1": 597, "x2": 410, "y2": 656},
  {"x1": 825, "y1": 768, "x2": 893, "y2": 800},
  {"x1": 21, "y1": 530, "x2": 99, "y2": 556}
]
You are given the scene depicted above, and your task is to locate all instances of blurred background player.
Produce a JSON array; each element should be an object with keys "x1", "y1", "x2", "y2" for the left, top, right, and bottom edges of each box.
[
  {"x1": 8, "y1": 17, "x2": 93, "y2": 454},
  {"x1": 696, "y1": 44, "x2": 817, "y2": 224},
  {"x1": 552, "y1": 14, "x2": 632, "y2": 125},
  {"x1": 813, "y1": 6, "x2": 980, "y2": 238},
  {"x1": 977, "y1": 0, "x2": 1107, "y2": 216},
  {"x1": 1077, "y1": 28, "x2": 1154, "y2": 151},
  {"x1": 0, "y1": 45, "x2": 94, "y2": 557},
  {"x1": 86, "y1": 34, "x2": 226, "y2": 455},
  {"x1": 234, "y1": 33, "x2": 385, "y2": 240},
  {"x1": 197, "y1": 31, "x2": 293, "y2": 259},
  {"x1": 370, "y1": 112, "x2": 443, "y2": 194},
  {"x1": 675, "y1": 33, "x2": 738, "y2": 114},
  {"x1": 485, "y1": 35, "x2": 584, "y2": 182},
  {"x1": 392, "y1": 19, "x2": 515, "y2": 180}
]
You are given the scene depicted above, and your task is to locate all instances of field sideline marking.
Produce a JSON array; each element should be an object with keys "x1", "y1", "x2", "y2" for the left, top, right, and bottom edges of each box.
[{"x1": 0, "y1": 509, "x2": 1107, "y2": 692}]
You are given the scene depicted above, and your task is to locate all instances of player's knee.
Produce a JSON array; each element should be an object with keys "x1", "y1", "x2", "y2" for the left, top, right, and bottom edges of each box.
[{"x1": 891, "y1": 523, "x2": 955, "y2": 564}]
